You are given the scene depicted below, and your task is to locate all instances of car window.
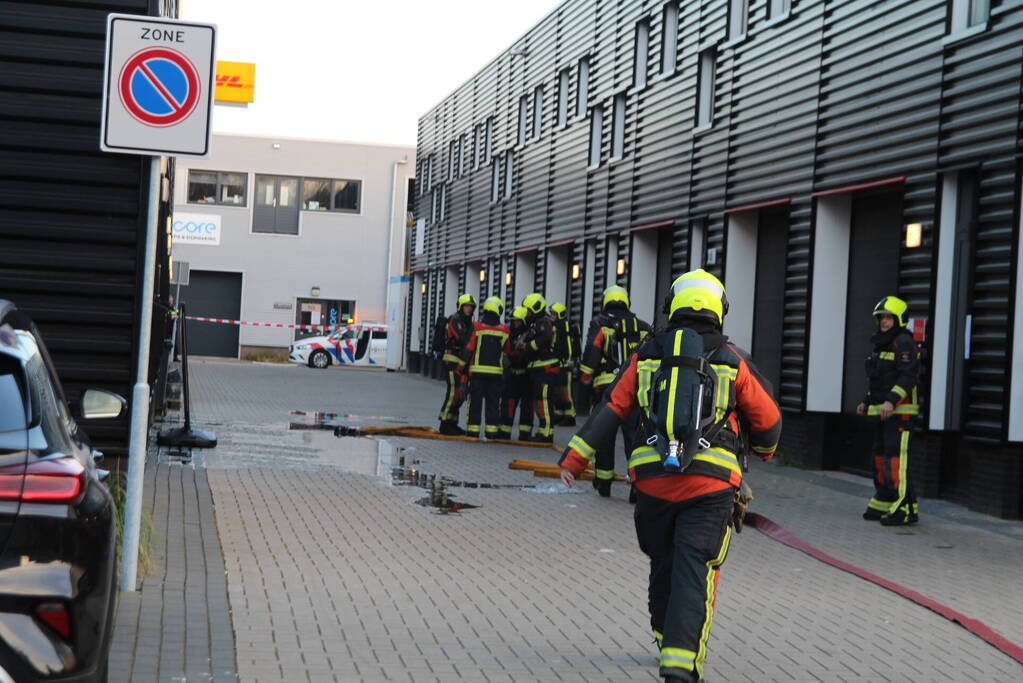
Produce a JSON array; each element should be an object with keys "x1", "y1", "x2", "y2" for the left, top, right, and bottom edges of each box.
[
  {"x1": 0, "y1": 355, "x2": 29, "y2": 432},
  {"x1": 372, "y1": 331, "x2": 387, "y2": 340},
  {"x1": 25, "y1": 354, "x2": 73, "y2": 453}
]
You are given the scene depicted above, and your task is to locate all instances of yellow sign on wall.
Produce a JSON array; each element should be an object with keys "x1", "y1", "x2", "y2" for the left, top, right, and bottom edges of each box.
[{"x1": 215, "y1": 61, "x2": 255, "y2": 103}]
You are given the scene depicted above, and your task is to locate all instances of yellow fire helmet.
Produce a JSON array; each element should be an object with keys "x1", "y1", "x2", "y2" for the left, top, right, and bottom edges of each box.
[
  {"x1": 602, "y1": 285, "x2": 630, "y2": 309},
  {"x1": 667, "y1": 269, "x2": 728, "y2": 324},
  {"x1": 511, "y1": 306, "x2": 528, "y2": 322},
  {"x1": 873, "y1": 296, "x2": 908, "y2": 328},
  {"x1": 550, "y1": 302, "x2": 568, "y2": 320},
  {"x1": 482, "y1": 296, "x2": 504, "y2": 317},
  {"x1": 456, "y1": 293, "x2": 477, "y2": 309},
  {"x1": 522, "y1": 292, "x2": 546, "y2": 315}
]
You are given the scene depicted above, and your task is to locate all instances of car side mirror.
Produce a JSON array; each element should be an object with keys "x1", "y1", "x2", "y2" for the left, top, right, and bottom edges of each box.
[{"x1": 80, "y1": 389, "x2": 127, "y2": 420}]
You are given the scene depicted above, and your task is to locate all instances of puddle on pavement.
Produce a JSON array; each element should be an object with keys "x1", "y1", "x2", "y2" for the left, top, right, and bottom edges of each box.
[{"x1": 414, "y1": 488, "x2": 479, "y2": 514}]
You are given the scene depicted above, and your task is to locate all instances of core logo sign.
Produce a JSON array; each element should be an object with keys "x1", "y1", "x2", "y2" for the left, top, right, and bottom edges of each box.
[{"x1": 118, "y1": 47, "x2": 200, "y2": 127}]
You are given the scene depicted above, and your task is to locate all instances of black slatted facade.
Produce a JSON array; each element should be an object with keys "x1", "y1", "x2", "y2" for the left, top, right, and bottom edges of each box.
[
  {"x1": 0, "y1": 0, "x2": 174, "y2": 454},
  {"x1": 409, "y1": 0, "x2": 1023, "y2": 517}
]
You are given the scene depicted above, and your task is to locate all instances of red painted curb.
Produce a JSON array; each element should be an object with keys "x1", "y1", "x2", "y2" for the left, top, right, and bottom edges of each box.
[{"x1": 745, "y1": 512, "x2": 1023, "y2": 666}]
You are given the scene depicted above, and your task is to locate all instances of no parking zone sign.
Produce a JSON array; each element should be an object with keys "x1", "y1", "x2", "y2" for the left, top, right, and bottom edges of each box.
[{"x1": 101, "y1": 14, "x2": 216, "y2": 157}]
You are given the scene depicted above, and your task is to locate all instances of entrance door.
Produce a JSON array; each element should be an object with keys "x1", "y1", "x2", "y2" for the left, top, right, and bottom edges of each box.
[
  {"x1": 254, "y1": 175, "x2": 300, "y2": 234},
  {"x1": 179, "y1": 270, "x2": 242, "y2": 358},
  {"x1": 752, "y1": 210, "x2": 789, "y2": 397}
]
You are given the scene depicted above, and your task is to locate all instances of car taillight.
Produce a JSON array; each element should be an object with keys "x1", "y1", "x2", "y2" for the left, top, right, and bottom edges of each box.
[
  {"x1": 35, "y1": 602, "x2": 71, "y2": 638},
  {"x1": 0, "y1": 457, "x2": 85, "y2": 503}
]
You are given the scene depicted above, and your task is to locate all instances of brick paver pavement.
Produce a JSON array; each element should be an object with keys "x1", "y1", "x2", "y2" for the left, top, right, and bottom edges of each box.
[{"x1": 188, "y1": 359, "x2": 1023, "y2": 682}]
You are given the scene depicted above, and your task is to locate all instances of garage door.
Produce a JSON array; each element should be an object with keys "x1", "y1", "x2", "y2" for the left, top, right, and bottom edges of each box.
[{"x1": 178, "y1": 270, "x2": 242, "y2": 358}]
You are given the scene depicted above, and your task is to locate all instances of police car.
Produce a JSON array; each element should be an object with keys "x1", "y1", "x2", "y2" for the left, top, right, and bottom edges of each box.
[{"x1": 288, "y1": 323, "x2": 389, "y2": 368}]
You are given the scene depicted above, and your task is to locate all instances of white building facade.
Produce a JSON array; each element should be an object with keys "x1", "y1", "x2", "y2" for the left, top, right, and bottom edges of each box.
[{"x1": 172, "y1": 134, "x2": 415, "y2": 365}]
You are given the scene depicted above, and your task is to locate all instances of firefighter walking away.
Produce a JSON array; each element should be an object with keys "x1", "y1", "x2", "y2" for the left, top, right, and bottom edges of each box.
[
  {"x1": 437, "y1": 294, "x2": 476, "y2": 435},
  {"x1": 558, "y1": 270, "x2": 781, "y2": 682},
  {"x1": 857, "y1": 296, "x2": 921, "y2": 526},
  {"x1": 549, "y1": 301, "x2": 580, "y2": 427},
  {"x1": 517, "y1": 293, "x2": 560, "y2": 443}
]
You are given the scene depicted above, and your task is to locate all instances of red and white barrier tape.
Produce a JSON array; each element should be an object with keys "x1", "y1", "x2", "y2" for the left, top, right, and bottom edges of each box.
[{"x1": 183, "y1": 316, "x2": 384, "y2": 333}]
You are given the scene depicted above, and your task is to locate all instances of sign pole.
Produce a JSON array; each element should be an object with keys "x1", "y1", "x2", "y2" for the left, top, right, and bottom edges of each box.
[{"x1": 120, "y1": 155, "x2": 161, "y2": 592}]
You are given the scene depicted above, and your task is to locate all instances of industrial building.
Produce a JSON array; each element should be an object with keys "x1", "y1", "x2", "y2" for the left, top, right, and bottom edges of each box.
[{"x1": 405, "y1": 0, "x2": 1023, "y2": 517}]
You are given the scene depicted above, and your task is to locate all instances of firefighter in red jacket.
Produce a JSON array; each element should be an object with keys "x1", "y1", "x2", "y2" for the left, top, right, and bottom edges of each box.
[
  {"x1": 559, "y1": 270, "x2": 781, "y2": 683},
  {"x1": 579, "y1": 285, "x2": 652, "y2": 496},
  {"x1": 437, "y1": 293, "x2": 476, "y2": 435},
  {"x1": 550, "y1": 302, "x2": 580, "y2": 426},
  {"x1": 500, "y1": 306, "x2": 533, "y2": 440},
  {"x1": 517, "y1": 293, "x2": 560, "y2": 443},
  {"x1": 463, "y1": 297, "x2": 511, "y2": 439},
  {"x1": 857, "y1": 296, "x2": 921, "y2": 525}
]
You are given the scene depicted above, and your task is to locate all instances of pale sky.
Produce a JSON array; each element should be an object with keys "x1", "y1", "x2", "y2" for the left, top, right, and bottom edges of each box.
[{"x1": 181, "y1": 0, "x2": 563, "y2": 147}]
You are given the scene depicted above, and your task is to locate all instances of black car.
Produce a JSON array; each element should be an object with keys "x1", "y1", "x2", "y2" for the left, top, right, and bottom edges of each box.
[{"x1": 0, "y1": 301, "x2": 124, "y2": 682}]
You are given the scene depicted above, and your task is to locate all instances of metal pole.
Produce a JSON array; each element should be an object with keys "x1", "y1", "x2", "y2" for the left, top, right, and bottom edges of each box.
[
  {"x1": 120, "y1": 155, "x2": 161, "y2": 592},
  {"x1": 179, "y1": 303, "x2": 192, "y2": 431}
]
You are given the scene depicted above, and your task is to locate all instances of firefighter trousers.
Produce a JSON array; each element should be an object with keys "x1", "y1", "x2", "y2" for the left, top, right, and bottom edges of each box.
[
  {"x1": 500, "y1": 370, "x2": 533, "y2": 437},
  {"x1": 530, "y1": 366, "x2": 559, "y2": 439},
  {"x1": 635, "y1": 488, "x2": 734, "y2": 681},
  {"x1": 467, "y1": 374, "x2": 503, "y2": 437},
  {"x1": 438, "y1": 361, "x2": 468, "y2": 423},
  {"x1": 867, "y1": 415, "x2": 918, "y2": 518},
  {"x1": 553, "y1": 366, "x2": 577, "y2": 419},
  {"x1": 592, "y1": 387, "x2": 642, "y2": 482}
]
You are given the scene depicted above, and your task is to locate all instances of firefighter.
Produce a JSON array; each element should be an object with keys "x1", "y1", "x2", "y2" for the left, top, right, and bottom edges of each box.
[
  {"x1": 857, "y1": 296, "x2": 921, "y2": 526},
  {"x1": 559, "y1": 269, "x2": 781, "y2": 683},
  {"x1": 579, "y1": 285, "x2": 651, "y2": 496},
  {"x1": 500, "y1": 306, "x2": 534, "y2": 440},
  {"x1": 549, "y1": 302, "x2": 580, "y2": 427},
  {"x1": 464, "y1": 297, "x2": 511, "y2": 439},
  {"x1": 517, "y1": 293, "x2": 560, "y2": 443},
  {"x1": 437, "y1": 293, "x2": 476, "y2": 435}
]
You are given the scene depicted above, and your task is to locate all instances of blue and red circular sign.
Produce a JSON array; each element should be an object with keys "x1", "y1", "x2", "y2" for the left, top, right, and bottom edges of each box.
[{"x1": 118, "y1": 47, "x2": 201, "y2": 127}]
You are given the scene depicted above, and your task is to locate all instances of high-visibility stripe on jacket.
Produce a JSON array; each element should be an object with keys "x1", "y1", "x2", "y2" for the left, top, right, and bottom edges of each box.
[
  {"x1": 863, "y1": 328, "x2": 921, "y2": 416},
  {"x1": 464, "y1": 321, "x2": 510, "y2": 375},
  {"x1": 580, "y1": 310, "x2": 650, "y2": 385},
  {"x1": 559, "y1": 333, "x2": 781, "y2": 489},
  {"x1": 443, "y1": 312, "x2": 473, "y2": 365}
]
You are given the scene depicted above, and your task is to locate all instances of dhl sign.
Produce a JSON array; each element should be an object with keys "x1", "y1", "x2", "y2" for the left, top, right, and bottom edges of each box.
[{"x1": 215, "y1": 61, "x2": 255, "y2": 103}]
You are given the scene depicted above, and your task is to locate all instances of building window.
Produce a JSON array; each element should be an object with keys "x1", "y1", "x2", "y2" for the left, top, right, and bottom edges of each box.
[
  {"x1": 532, "y1": 86, "x2": 544, "y2": 140},
  {"x1": 302, "y1": 178, "x2": 330, "y2": 211},
  {"x1": 588, "y1": 104, "x2": 603, "y2": 167},
  {"x1": 576, "y1": 57, "x2": 590, "y2": 119},
  {"x1": 332, "y1": 179, "x2": 360, "y2": 212},
  {"x1": 504, "y1": 152, "x2": 514, "y2": 199},
  {"x1": 518, "y1": 96, "x2": 528, "y2": 145},
  {"x1": 611, "y1": 93, "x2": 626, "y2": 160},
  {"x1": 557, "y1": 67, "x2": 570, "y2": 128},
  {"x1": 457, "y1": 134, "x2": 467, "y2": 177},
  {"x1": 300, "y1": 178, "x2": 360, "y2": 213},
  {"x1": 406, "y1": 177, "x2": 415, "y2": 213},
  {"x1": 696, "y1": 48, "x2": 716, "y2": 128},
  {"x1": 767, "y1": 0, "x2": 791, "y2": 20},
  {"x1": 728, "y1": 0, "x2": 748, "y2": 42},
  {"x1": 187, "y1": 170, "x2": 246, "y2": 205},
  {"x1": 431, "y1": 186, "x2": 440, "y2": 223},
  {"x1": 661, "y1": 3, "x2": 679, "y2": 75},
  {"x1": 447, "y1": 140, "x2": 456, "y2": 180},
  {"x1": 472, "y1": 125, "x2": 482, "y2": 170},
  {"x1": 439, "y1": 184, "x2": 447, "y2": 221},
  {"x1": 425, "y1": 154, "x2": 434, "y2": 192},
  {"x1": 484, "y1": 117, "x2": 494, "y2": 163},
  {"x1": 634, "y1": 19, "x2": 650, "y2": 89},
  {"x1": 951, "y1": 0, "x2": 991, "y2": 33},
  {"x1": 253, "y1": 174, "x2": 299, "y2": 235},
  {"x1": 491, "y1": 153, "x2": 502, "y2": 202}
]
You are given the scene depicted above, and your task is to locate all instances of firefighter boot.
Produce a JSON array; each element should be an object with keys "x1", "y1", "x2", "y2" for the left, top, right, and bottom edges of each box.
[
  {"x1": 862, "y1": 508, "x2": 884, "y2": 521},
  {"x1": 880, "y1": 503, "x2": 918, "y2": 526},
  {"x1": 663, "y1": 671, "x2": 699, "y2": 683},
  {"x1": 439, "y1": 421, "x2": 465, "y2": 436},
  {"x1": 596, "y1": 479, "x2": 612, "y2": 497}
]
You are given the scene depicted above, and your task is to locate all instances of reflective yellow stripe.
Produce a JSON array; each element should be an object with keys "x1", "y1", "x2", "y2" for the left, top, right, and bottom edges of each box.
[
  {"x1": 710, "y1": 364, "x2": 737, "y2": 421},
  {"x1": 653, "y1": 630, "x2": 664, "y2": 647},
  {"x1": 568, "y1": 435, "x2": 596, "y2": 460},
  {"x1": 629, "y1": 446, "x2": 661, "y2": 468},
  {"x1": 594, "y1": 371, "x2": 615, "y2": 387},
  {"x1": 485, "y1": 425, "x2": 499, "y2": 433},
  {"x1": 867, "y1": 403, "x2": 919, "y2": 416},
  {"x1": 660, "y1": 647, "x2": 696, "y2": 671},
  {"x1": 469, "y1": 366, "x2": 503, "y2": 374},
  {"x1": 665, "y1": 330, "x2": 684, "y2": 440},
  {"x1": 892, "y1": 385, "x2": 908, "y2": 400},
  {"x1": 443, "y1": 353, "x2": 463, "y2": 364},
  {"x1": 692, "y1": 447, "x2": 742, "y2": 475},
  {"x1": 595, "y1": 469, "x2": 615, "y2": 480},
  {"x1": 751, "y1": 445, "x2": 775, "y2": 454},
  {"x1": 637, "y1": 360, "x2": 659, "y2": 410},
  {"x1": 878, "y1": 351, "x2": 896, "y2": 360},
  {"x1": 868, "y1": 498, "x2": 891, "y2": 512},
  {"x1": 695, "y1": 525, "x2": 731, "y2": 675},
  {"x1": 894, "y1": 429, "x2": 910, "y2": 512},
  {"x1": 528, "y1": 358, "x2": 559, "y2": 368},
  {"x1": 579, "y1": 363, "x2": 594, "y2": 375}
]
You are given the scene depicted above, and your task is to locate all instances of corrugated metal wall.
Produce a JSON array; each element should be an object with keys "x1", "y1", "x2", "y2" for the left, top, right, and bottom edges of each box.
[
  {"x1": 411, "y1": 0, "x2": 1023, "y2": 441},
  {"x1": 0, "y1": 0, "x2": 171, "y2": 453}
]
